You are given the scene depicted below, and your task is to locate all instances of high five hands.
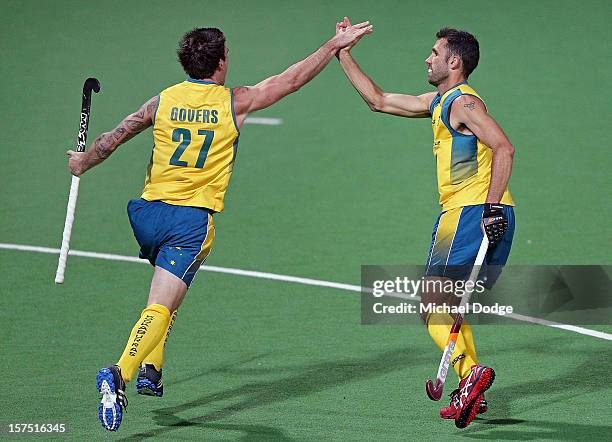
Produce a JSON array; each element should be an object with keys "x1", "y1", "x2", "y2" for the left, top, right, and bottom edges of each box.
[
  {"x1": 333, "y1": 17, "x2": 372, "y2": 52},
  {"x1": 335, "y1": 17, "x2": 368, "y2": 54}
]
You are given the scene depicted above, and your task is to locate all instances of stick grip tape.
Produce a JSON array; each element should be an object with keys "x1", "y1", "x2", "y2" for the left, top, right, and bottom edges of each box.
[{"x1": 54, "y1": 175, "x2": 81, "y2": 284}]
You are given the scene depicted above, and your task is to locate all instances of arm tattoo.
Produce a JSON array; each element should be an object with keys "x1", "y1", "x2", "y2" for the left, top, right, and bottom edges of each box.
[
  {"x1": 123, "y1": 97, "x2": 157, "y2": 134},
  {"x1": 112, "y1": 126, "x2": 126, "y2": 141},
  {"x1": 89, "y1": 97, "x2": 157, "y2": 163},
  {"x1": 464, "y1": 101, "x2": 476, "y2": 110},
  {"x1": 146, "y1": 100, "x2": 157, "y2": 121},
  {"x1": 94, "y1": 134, "x2": 114, "y2": 159},
  {"x1": 125, "y1": 119, "x2": 148, "y2": 132},
  {"x1": 133, "y1": 107, "x2": 146, "y2": 120}
]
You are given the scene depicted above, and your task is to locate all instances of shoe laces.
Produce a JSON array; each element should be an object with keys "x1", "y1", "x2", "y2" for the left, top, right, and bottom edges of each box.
[
  {"x1": 458, "y1": 372, "x2": 475, "y2": 407},
  {"x1": 117, "y1": 387, "x2": 129, "y2": 411},
  {"x1": 113, "y1": 368, "x2": 129, "y2": 411},
  {"x1": 448, "y1": 388, "x2": 461, "y2": 408}
]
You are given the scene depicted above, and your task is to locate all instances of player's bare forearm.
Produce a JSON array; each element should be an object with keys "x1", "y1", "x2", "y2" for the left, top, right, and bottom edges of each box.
[
  {"x1": 233, "y1": 21, "x2": 373, "y2": 123},
  {"x1": 232, "y1": 43, "x2": 339, "y2": 125},
  {"x1": 269, "y1": 40, "x2": 339, "y2": 96},
  {"x1": 338, "y1": 50, "x2": 384, "y2": 111},
  {"x1": 293, "y1": 41, "x2": 341, "y2": 86},
  {"x1": 452, "y1": 95, "x2": 515, "y2": 203},
  {"x1": 486, "y1": 145, "x2": 514, "y2": 203},
  {"x1": 67, "y1": 97, "x2": 158, "y2": 176},
  {"x1": 339, "y1": 51, "x2": 433, "y2": 117},
  {"x1": 336, "y1": 18, "x2": 433, "y2": 118}
]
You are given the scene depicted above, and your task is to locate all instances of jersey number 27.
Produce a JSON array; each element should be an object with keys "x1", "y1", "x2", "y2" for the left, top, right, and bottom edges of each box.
[{"x1": 169, "y1": 128, "x2": 215, "y2": 169}]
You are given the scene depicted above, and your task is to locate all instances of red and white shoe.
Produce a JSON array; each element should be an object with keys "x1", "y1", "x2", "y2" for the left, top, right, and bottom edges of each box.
[
  {"x1": 440, "y1": 392, "x2": 487, "y2": 420},
  {"x1": 451, "y1": 365, "x2": 495, "y2": 428}
]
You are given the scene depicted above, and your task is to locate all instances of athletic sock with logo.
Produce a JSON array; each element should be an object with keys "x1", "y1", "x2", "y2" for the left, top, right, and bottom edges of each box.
[
  {"x1": 426, "y1": 312, "x2": 478, "y2": 380},
  {"x1": 116, "y1": 304, "x2": 171, "y2": 383},
  {"x1": 142, "y1": 309, "x2": 177, "y2": 371}
]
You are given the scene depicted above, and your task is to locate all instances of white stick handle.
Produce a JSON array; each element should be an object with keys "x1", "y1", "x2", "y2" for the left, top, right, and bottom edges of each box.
[
  {"x1": 55, "y1": 175, "x2": 81, "y2": 284},
  {"x1": 458, "y1": 235, "x2": 490, "y2": 309}
]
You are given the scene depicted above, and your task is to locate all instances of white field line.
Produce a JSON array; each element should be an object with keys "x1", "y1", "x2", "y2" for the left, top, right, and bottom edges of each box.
[
  {"x1": 1, "y1": 242, "x2": 611, "y2": 342},
  {"x1": 244, "y1": 117, "x2": 283, "y2": 126}
]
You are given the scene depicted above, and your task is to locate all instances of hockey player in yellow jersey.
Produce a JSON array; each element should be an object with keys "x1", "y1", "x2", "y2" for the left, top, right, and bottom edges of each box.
[
  {"x1": 66, "y1": 23, "x2": 373, "y2": 431},
  {"x1": 336, "y1": 18, "x2": 515, "y2": 428}
]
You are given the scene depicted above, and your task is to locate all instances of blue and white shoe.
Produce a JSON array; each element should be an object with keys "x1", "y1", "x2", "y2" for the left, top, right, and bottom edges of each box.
[
  {"x1": 136, "y1": 364, "x2": 163, "y2": 397},
  {"x1": 96, "y1": 365, "x2": 128, "y2": 431}
]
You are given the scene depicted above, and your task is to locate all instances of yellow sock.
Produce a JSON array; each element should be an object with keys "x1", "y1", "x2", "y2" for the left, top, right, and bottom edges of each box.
[
  {"x1": 460, "y1": 319, "x2": 478, "y2": 370},
  {"x1": 142, "y1": 310, "x2": 177, "y2": 370},
  {"x1": 116, "y1": 304, "x2": 170, "y2": 382},
  {"x1": 426, "y1": 313, "x2": 478, "y2": 380}
]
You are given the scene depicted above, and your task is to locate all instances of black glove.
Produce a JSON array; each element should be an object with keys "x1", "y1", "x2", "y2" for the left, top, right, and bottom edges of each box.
[{"x1": 482, "y1": 203, "x2": 508, "y2": 246}]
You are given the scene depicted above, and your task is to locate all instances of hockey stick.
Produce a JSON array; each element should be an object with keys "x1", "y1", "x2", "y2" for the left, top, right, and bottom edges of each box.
[
  {"x1": 425, "y1": 234, "x2": 489, "y2": 400},
  {"x1": 54, "y1": 78, "x2": 100, "y2": 284}
]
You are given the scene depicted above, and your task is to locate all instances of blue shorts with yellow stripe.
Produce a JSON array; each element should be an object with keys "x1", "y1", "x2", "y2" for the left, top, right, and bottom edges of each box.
[
  {"x1": 127, "y1": 198, "x2": 214, "y2": 288},
  {"x1": 425, "y1": 204, "x2": 515, "y2": 287}
]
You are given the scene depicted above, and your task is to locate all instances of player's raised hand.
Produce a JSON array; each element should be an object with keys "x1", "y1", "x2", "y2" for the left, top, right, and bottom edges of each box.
[
  {"x1": 332, "y1": 17, "x2": 372, "y2": 52},
  {"x1": 336, "y1": 16, "x2": 351, "y2": 33},
  {"x1": 335, "y1": 17, "x2": 350, "y2": 35},
  {"x1": 335, "y1": 17, "x2": 368, "y2": 56}
]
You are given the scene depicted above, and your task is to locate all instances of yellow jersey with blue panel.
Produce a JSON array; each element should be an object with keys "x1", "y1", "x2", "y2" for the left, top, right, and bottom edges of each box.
[
  {"x1": 142, "y1": 79, "x2": 240, "y2": 212},
  {"x1": 425, "y1": 83, "x2": 515, "y2": 285},
  {"x1": 429, "y1": 82, "x2": 514, "y2": 211}
]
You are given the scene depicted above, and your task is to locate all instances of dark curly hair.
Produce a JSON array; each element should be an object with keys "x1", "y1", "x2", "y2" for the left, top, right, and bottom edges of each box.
[
  {"x1": 177, "y1": 28, "x2": 226, "y2": 79},
  {"x1": 436, "y1": 28, "x2": 480, "y2": 77}
]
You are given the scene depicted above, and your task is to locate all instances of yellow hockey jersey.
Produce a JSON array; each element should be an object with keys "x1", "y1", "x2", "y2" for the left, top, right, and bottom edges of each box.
[
  {"x1": 429, "y1": 82, "x2": 514, "y2": 211},
  {"x1": 141, "y1": 79, "x2": 239, "y2": 212}
]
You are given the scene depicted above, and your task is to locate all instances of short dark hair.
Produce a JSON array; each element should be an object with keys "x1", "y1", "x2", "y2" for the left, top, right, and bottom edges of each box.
[
  {"x1": 177, "y1": 28, "x2": 226, "y2": 79},
  {"x1": 436, "y1": 28, "x2": 480, "y2": 77}
]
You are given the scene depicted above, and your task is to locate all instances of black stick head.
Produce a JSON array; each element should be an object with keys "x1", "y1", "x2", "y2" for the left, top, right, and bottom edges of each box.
[{"x1": 84, "y1": 77, "x2": 101, "y2": 95}]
